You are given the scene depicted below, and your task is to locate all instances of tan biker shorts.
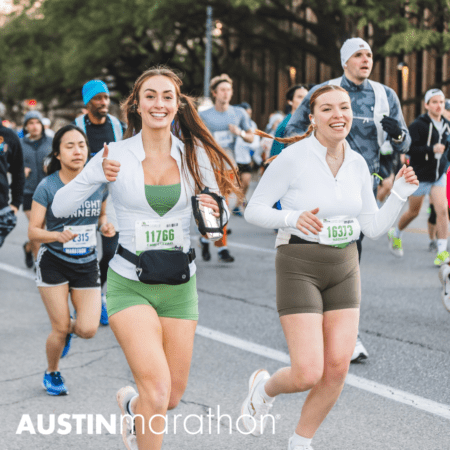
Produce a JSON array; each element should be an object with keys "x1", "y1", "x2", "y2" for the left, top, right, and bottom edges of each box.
[{"x1": 276, "y1": 242, "x2": 360, "y2": 316}]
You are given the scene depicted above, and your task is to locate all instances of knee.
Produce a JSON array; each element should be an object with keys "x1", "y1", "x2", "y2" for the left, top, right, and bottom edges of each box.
[
  {"x1": 52, "y1": 321, "x2": 71, "y2": 338},
  {"x1": 434, "y1": 205, "x2": 448, "y2": 218},
  {"x1": 291, "y1": 367, "x2": 323, "y2": 392},
  {"x1": 76, "y1": 326, "x2": 97, "y2": 339},
  {"x1": 323, "y1": 358, "x2": 350, "y2": 385},
  {"x1": 139, "y1": 381, "x2": 171, "y2": 413},
  {"x1": 408, "y1": 208, "x2": 420, "y2": 219}
]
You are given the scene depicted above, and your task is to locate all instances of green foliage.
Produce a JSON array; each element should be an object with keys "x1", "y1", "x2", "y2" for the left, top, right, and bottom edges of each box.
[{"x1": 1, "y1": 0, "x2": 448, "y2": 107}]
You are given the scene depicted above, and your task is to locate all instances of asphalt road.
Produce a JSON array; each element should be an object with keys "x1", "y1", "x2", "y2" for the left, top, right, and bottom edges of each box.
[{"x1": 1, "y1": 185, "x2": 449, "y2": 450}]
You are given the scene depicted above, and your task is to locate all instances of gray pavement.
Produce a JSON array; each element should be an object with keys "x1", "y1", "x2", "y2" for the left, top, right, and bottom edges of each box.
[{"x1": 1, "y1": 185, "x2": 450, "y2": 450}]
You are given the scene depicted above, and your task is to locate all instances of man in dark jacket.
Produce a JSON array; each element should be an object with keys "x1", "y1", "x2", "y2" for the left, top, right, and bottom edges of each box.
[
  {"x1": 390, "y1": 89, "x2": 450, "y2": 266},
  {"x1": 0, "y1": 108, "x2": 24, "y2": 248},
  {"x1": 20, "y1": 111, "x2": 53, "y2": 266}
]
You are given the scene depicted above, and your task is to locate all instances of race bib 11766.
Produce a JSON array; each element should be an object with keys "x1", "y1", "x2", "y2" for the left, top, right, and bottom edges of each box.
[{"x1": 135, "y1": 218, "x2": 184, "y2": 253}]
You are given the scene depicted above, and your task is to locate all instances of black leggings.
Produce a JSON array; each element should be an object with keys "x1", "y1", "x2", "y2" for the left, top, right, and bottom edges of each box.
[{"x1": 100, "y1": 233, "x2": 119, "y2": 287}]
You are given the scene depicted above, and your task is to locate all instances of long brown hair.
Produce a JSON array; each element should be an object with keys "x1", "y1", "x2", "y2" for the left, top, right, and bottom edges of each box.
[
  {"x1": 263, "y1": 84, "x2": 349, "y2": 164},
  {"x1": 121, "y1": 66, "x2": 242, "y2": 199}
]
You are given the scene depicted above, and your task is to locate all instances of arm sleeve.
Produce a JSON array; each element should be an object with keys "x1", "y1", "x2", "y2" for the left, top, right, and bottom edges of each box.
[
  {"x1": 407, "y1": 120, "x2": 434, "y2": 157},
  {"x1": 357, "y1": 166, "x2": 417, "y2": 239},
  {"x1": 197, "y1": 147, "x2": 230, "y2": 224},
  {"x1": 8, "y1": 136, "x2": 25, "y2": 208},
  {"x1": 52, "y1": 151, "x2": 108, "y2": 217},
  {"x1": 386, "y1": 88, "x2": 411, "y2": 154},
  {"x1": 244, "y1": 151, "x2": 303, "y2": 229}
]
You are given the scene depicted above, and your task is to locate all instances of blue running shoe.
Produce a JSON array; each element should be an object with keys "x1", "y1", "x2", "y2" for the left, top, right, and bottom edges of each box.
[
  {"x1": 232, "y1": 206, "x2": 243, "y2": 217},
  {"x1": 61, "y1": 331, "x2": 72, "y2": 358},
  {"x1": 100, "y1": 293, "x2": 109, "y2": 326},
  {"x1": 43, "y1": 371, "x2": 68, "y2": 396}
]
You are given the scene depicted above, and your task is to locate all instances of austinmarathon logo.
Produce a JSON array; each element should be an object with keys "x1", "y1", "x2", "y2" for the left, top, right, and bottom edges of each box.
[{"x1": 16, "y1": 407, "x2": 278, "y2": 435}]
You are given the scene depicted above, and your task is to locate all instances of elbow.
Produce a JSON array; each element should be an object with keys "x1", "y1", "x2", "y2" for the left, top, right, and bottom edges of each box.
[{"x1": 244, "y1": 205, "x2": 256, "y2": 225}]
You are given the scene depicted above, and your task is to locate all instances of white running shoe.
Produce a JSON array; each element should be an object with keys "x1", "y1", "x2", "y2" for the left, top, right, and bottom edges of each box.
[
  {"x1": 288, "y1": 437, "x2": 314, "y2": 450},
  {"x1": 351, "y1": 335, "x2": 368, "y2": 363},
  {"x1": 241, "y1": 369, "x2": 273, "y2": 436},
  {"x1": 438, "y1": 264, "x2": 450, "y2": 313},
  {"x1": 117, "y1": 386, "x2": 138, "y2": 450},
  {"x1": 388, "y1": 228, "x2": 404, "y2": 258}
]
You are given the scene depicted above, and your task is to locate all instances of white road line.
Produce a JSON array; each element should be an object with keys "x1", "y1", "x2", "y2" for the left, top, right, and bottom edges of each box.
[
  {"x1": 1, "y1": 261, "x2": 449, "y2": 420},
  {"x1": 196, "y1": 325, "x2": 450, "y2": 421},
  {"x1": 0, "y1": 262, "x2": 35, "y2": 280},
  {"x1": 227, "y1": 242, "x2": 276, "y2": 254}
]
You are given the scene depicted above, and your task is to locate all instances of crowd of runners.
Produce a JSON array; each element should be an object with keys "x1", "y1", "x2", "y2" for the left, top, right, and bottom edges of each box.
[{"x1": 0, "y1": 36, "x2": 449, "y2": 450}]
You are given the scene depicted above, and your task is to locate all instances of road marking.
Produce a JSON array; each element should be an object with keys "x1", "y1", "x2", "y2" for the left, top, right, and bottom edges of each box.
[
  {"x1": 196, "y1": 325, "x2": 450, "y2": 420},
  {"x1": 0, "y1": 262, "x2": 35, "y2": 280},
  {"x1": 1, "y1": 261, "x2": 449, "y2": 420},
  {"x1": 227, "y1": 242, "x2": 276, "y2": 254}
]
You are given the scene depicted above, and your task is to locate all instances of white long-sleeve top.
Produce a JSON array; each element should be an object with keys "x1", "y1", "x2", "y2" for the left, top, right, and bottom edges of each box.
[
  {"x1": 245, "y1": 133, "x2": 418, "y2": 247},
  {"x1": 52, "y1": 132, "x2": 229, "y2": 281}
]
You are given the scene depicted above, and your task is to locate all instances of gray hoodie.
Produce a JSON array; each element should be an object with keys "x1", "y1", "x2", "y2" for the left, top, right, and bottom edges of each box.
[{"x1": 20, "y1": 133, "x2": 53, "y2": 195}]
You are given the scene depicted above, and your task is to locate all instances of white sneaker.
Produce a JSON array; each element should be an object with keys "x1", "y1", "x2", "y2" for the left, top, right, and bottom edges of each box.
[
  {"x1": 388, "y1": 228, "x2": 403, "y2": 258},
  {"x1": 117, "y1": 386, "x2": 138, "y2": 450},
  {"x1": 288, "y1": 437, "x2": 314, "y2": 450},
  {"x1": 241, "y1": 369, "x2": 273, "y2": 436},
  {"x1": 351, "y1": 335, "x2": 368, "y2": 363},
  {"x1": 438, "y1": 264, "x2": 450, "y2": 313}
]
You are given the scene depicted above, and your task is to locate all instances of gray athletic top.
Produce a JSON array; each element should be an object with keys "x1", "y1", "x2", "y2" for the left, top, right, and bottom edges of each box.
[{"x1": 33, "y1": 172, "x2": 108, "y2": 263}]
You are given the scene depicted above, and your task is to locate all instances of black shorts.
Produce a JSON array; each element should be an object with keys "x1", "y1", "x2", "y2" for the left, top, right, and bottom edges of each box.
[
  {"x1": 35, "y1": 247, "x2": 101, "y2": 289},
  {"x1": 237, "y1": 163, "x2": 252, "y2": 174},
  {"x1": 22, "y1": 194, "x2": 33, "y2": 212}
]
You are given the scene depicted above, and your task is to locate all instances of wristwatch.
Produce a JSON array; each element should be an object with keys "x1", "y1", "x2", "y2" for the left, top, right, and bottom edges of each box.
[
  {"x1": 240, "y1": 130, "x2": 246, "y2": 139},
  {"x1": 392, "y1": 131, "x2": 405, "y2": 144}
]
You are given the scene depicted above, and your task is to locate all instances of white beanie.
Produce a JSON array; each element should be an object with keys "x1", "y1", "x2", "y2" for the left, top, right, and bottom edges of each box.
[
  {"x1": 340, "y1": 38, "x2": 372, "y2": 68},
  {"x1": 424, "y1": 88, "x2": 445, "y2": 104}
]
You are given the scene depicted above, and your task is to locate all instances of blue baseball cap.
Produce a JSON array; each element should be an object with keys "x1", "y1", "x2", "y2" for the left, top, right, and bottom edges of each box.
[{"x1": 82, "y1": 80, "x2": 110, "y2": 105}]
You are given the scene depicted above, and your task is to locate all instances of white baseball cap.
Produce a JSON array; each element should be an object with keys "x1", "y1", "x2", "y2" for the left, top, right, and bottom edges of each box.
[
  {"x1": 424, "y1": 88, "x2": 445, "y2": 104},
  {"x1": 340, "y1": 38, "x2": 372, "y2": 68}
]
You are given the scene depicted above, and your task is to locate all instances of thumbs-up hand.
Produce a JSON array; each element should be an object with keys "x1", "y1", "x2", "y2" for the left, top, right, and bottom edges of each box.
[{"x1": 102, "y1": 143, "x2": 121, "y2": 182}]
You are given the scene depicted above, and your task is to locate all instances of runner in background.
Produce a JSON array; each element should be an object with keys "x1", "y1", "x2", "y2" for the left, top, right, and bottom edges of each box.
[
  {"x1": 0, "y1": 103, "x2": 24, "y2": 248},
  {"x1": 20, "y1": 111, "x2": 53, "y2": 268},
  {"x1": 270, "y1": 85, "x2": 309, "y2": 158},
  {"x1": 284, "y1": 37, "x2": 411, "y2": 363},
  {"x1": 199, "y1": 74, "x2": 253, "y2": 262},
  {"x1": 233, "y1": 102, "x2": 261, "y2": 216},
  {"x1": 390, "y1": 89, "x2": 450, "y2": 266},
  {"x1": 73, "y1": 80, "x2": 126, "y2": 325},
  {"x1": 28, "y1": 124, "x2": 114, "y2": 396}
]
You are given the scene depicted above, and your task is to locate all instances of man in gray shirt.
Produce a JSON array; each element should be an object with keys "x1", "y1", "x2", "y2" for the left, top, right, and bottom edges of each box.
[{"x1": 199, "y1": 73, "x2": 253, "y2": 263}]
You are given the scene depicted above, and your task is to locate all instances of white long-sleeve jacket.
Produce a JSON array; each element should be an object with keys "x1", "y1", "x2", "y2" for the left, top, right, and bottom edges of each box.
[
  {"x1": 52, "y1": 132, "x2": 228, "y2": 280},
  {"x1": 245, "y1": 133, "x2": 418, "y2": 247}
]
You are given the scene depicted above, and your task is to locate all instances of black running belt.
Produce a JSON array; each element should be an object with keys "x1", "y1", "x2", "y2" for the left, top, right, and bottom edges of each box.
[
  {"x1": 289, "y1": 235, "x2": 319, "y2": 245},
  {"x1": 117, "y1": 244, "x2": 196, "y2": 265}
]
